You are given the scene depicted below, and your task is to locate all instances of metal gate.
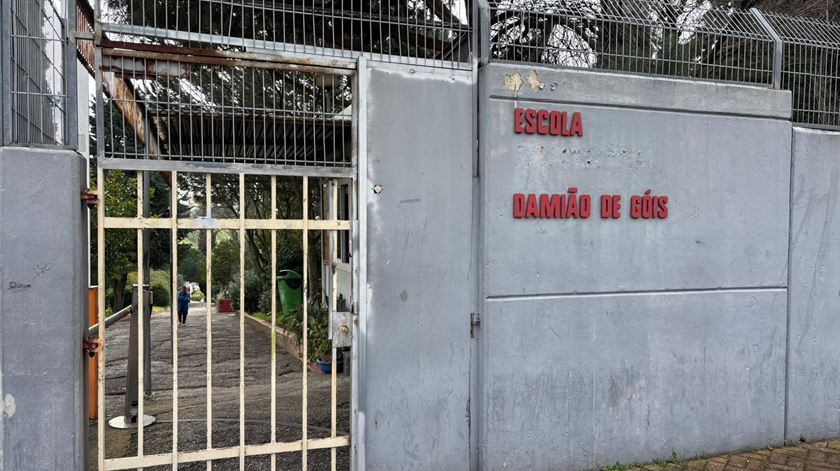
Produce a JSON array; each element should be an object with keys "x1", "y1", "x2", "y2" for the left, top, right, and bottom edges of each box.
[{"x1": 90, "y1": 41, "x2": 361, "y2": 470}]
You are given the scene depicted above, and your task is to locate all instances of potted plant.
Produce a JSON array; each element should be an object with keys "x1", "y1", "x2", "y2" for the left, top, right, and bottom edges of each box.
[
  {"x1": 217, "y1": 286, "x2": 234, "y2": 313},
  {"x1": 308, "y1": 303, "x2": 343, "y2": 374}
]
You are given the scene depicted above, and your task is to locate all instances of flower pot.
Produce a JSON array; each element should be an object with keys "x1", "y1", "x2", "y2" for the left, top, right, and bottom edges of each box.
[
  {"x1": 315, "y1": 356, "x2": 344, "y2": 375},
  {"x1": 217, "y1": 298, "x2": 233, "y2": 313}
]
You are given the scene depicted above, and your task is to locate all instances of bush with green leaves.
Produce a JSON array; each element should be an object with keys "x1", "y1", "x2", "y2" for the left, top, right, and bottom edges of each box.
[
  {"x1": 150, "y1": 269, "x2": 170, "y2": 307},
  {"x1": 190, "y1": 290, "x2": 204, "y2": 301}
]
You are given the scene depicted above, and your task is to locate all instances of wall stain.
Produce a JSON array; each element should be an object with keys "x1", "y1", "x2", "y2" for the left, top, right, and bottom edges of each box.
[
  {"x1": 504, "y1": 72, "x2": 524, "y2": 92},
  {"x1": 528, "y1": 69, "x2": 545, "y2": 90}
]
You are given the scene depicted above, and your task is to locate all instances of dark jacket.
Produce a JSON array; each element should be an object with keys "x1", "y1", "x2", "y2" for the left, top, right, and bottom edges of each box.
[{"x1": 177, "y1": 291, "x2": 191, "y2": 313}]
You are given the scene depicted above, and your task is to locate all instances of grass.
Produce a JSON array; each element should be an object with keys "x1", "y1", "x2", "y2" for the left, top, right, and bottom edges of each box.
[{"x1": 601, "y1": 452, "x2": 678, "y2": 471}]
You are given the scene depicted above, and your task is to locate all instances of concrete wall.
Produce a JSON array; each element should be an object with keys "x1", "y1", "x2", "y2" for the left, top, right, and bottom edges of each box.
[
  {"x1": 478, "y1": 65, "x2": 793, "y2": 470},
  {"x1": 363, "y1": 63, "x2": 475, "y2": 470},
  {"x1": 787, "y1": 127, "x2": 840, "y2": 442},
  {"x1": 0, "y1": 147, "x2": 87, "y2": 470}
]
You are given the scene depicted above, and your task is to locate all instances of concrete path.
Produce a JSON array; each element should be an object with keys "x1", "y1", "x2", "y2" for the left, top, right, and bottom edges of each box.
[
  {"x1": 88, "y1": 303, "x2": 350, "y2": 470},
  {"x1": 605, "y1": 440, "x2": 840, "y2": 471}
]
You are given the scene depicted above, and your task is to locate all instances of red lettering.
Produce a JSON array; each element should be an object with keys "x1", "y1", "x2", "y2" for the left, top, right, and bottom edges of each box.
[
  {"x1": 656, "y1": 196, "x2": 669, "y2": 219},
  {"x1": 600, "y1": 194, "x2": 612, "y2": 219},
  {"x1": 549, "y1": 112, "x2": 561, "y2": 135},
  {"x1": 611, "y1": 195, "x2": 621, "y2": 218},
  {"x1": 630, "y1": 195, "x2": 642, "y2": 219},
  {"x1": 537, "y1": 110, "x2": 550, "y2": 135},
  {"x1": 561, "y1": 112, "x2": 570, "y2": 136},
  {"x1": 525, "y1": 194, "x2": 539, "y2": 218},
  {"x1": 514, "y1": 108, "x2": 525, "y2": 134},
  {"x1": 579, "y1": 194, "x2": 591, "y2": 219},
  {"x1": 566, "y1": 190, "x2": 579, "y2": 218},
  {"x1": 524, "y1": 109, "x2": 537, "y2": 134},
  {"x1": 540, "y1": 194, "x2": 561, "y2": 218},
  {"x1": 570, "y1": 112, "x2": 583, "y2": 137},
  {"x1": 513, "y1": 193, "x2": 526, "y2": 218}
]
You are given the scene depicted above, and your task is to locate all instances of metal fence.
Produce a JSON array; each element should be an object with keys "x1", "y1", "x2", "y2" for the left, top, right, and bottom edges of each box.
[
  {"x1": 8, "y1": 0, "x2": 69, "y2": 145},
  {"x1": 482, "y1": 0, "x2": 778, "y2": 86},
  {"x1": 98, "y1": 52, "x2": 354, "y2": 168},
  {"x1": 764, "y1": 12, "x2": 840, "y2": 129},
  {"x1": 97, "y1": 0, "x2": 472, "y2": 70}
]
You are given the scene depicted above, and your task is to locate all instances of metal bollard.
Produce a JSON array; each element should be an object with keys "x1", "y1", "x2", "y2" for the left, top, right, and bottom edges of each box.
[{"x1": 108, "y1": 284, "x2": 156, "y2": 429}]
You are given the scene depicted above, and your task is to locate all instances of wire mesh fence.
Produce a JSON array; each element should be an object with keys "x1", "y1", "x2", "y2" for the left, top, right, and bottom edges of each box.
[
  {"x1": 484, "y1": 0, "x2": 777, "y2": 86},
  {"x1": 10, "y1": 0, "x2": 68, "y2": 145},
  {"x1": 97, "y1": 0, "x2": 472, "y2": 69},
  {"x1": 764, "y1": 12, "x2": 840, "y2": 129},
  {"x1": 99, "y1": 54, "x2": 353, "y2": 167}
]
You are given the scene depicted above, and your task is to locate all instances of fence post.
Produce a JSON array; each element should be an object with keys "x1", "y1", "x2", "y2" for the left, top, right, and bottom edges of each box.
[
  {"x1": 751, "y1": 8, "x2": 784, "y2": 90},
  {"x1": 476, "y1": 0, "x2": 491, "y2": 66}
]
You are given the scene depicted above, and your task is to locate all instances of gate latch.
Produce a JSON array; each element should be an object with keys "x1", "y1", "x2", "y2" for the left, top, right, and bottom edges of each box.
[
  {"x1": 331, "y1": 311, "x2": 352, "y2": 348},
  {"x1": 470, "y1": 312, "x2": 480, "y2": 338}
]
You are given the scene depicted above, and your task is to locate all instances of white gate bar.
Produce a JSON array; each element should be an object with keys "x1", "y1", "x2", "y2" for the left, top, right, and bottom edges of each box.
[
  {"x1": 238, "y1": 173, "x2": 246, "y2": 469},
  {"x1": 104, "y1": 217, "x2": 350, "y2": 231},
  {"x1": 330, "y1": 179, "x2": 339, "y2": 471},
  {"x1": 136, "y1": 170, "x2": 145, "y2": 457},
  {"x1": 170, "y1": 171, "x2": 179, "y2": 469},
  {"x1": 302, "y1": 176, "x2": 310, "y2": 469},
  {"x1": 104, "y1": 436, "x2": 351, "y2": 470},
  {"x1": 99, "y1": 158, "x2": 357, "y2": 179},
  {"x1": 96, "y1": 166, "x2": 106, "y2": 470},
  {"x1": 205, "y1": 172, "x2": 213, "y2": 471},
  {"x1": 270, "y1": 175, "x2": 278, "y2": 471}
]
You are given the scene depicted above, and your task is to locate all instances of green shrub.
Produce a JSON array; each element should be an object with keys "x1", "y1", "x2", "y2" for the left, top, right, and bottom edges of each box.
[
  {"x1": 243, "y1": 271, "x2": 267, "y2": 313},
  {"x1": 258, "y1": 289, "x2": 273, "y2": 314},
  {"x1": 190, "y1": 290, "x2": 204, "y2": 301},
  {"x1": 150, "y1": 270, "x2": 170, "y2": 307}
]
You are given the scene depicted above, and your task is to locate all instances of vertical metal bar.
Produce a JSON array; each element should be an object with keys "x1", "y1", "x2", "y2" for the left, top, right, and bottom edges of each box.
[
  {"x1": 330, "y1": 179, "x2": 338, "y2": 471},
  {"x1": 239, "y1": 173, "x2": 246, "y2": 470},
  {"x1": 270, "y1": 175, "x2": 277, "y2": 471},
  {"x1": 301, "y1": 175, "x2": 309, "y2": 470},
  {"x1": 171, "y1": 170, "x2": 179, "y2": 469},
  {"x1": 477, "y1": 0, "x2": 490, "y2": 67},
  {"x1": 93, "y1": 0, "x2": 106, "y2": 461},
  {"x1": 96, "y1": 166, "x2": 106, "y2": 471},
  {"x1": 352, "y1": 56, "x2": 368, "y2": 471},
  {"x1": 205, "y1": 172, "x2": 213, "y2": 471},
  {"x1": 64, "y1": 0, "x2": 78, "y2": 148},
  {"x1": 1, "y1": 0, "x2": 11, "y2": 145},
  {"x1": 136, "y1": 170, "x2": 146, "y2": 457},
  {"x1": 751, "y1": 8, "x2": 784, "y2": 89}
]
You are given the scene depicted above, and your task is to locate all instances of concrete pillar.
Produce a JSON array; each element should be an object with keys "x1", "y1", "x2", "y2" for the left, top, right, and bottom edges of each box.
[{"x1": 0, "y1": 147, "x2": 88, "y2": 470}]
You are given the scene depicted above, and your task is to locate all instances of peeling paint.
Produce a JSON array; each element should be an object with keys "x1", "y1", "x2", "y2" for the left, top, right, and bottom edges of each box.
[
  {"x1": 3, "y1": 394, "x2": 15, "y2": 418},
  {"x1": 503, "y1": 72, "x2": 524, "y2": 92},
  {"x1": 527, "y1": 69, "x2": 545, "y2": 90}
]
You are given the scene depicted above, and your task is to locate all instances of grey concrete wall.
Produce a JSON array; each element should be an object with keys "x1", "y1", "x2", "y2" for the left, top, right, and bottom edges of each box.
[
  {"x1": 478, "y1": 65, "x2": 793, "y2": 470},
  {"x1": 0, "y1": 147, "x2": 87, "y2": 470},
  {"x1": 787, "y1": 127, "x2": 840, "y2": 442},
  {"x1": 364, "y1": 63, "x2": 475, "y2": 470}
]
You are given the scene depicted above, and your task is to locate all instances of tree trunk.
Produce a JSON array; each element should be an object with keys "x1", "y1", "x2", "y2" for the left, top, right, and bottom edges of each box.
[{"x1": 112, "y1": 272, "x2": 128, "y2": 311}]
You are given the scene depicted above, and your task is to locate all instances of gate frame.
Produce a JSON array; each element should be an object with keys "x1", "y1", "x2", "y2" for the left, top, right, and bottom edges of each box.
[{"x1": 91, "y1": 53, "x2": 368, "y2": 470}]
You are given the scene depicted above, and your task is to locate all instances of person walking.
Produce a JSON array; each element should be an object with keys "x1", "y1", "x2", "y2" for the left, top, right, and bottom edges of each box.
[{"x1": 177, "y1": 285, "x2": 190, "y2": 325}]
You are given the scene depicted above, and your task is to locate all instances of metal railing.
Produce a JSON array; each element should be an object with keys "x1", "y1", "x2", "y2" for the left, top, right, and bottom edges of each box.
[
  {"x1": 98, "y1": 53, "x2": 354, "y2": 167},
  {"x1": 7, "y1": 0, "x2": 70, "y2": 145},
  {"x1": 764, "y1": 12, "x2": 840, "y2": 129},
  {"x1": 96, "y1": 0, "x2": 472, "y2": 70},
  {"x1": 482, "y1": 0, "x2": 777, "y2": 86}
]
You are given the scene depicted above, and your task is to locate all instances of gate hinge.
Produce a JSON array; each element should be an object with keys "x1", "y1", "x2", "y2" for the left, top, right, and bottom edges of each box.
[
  {"x1": 470, "y1": 312, "x2": 480, "y2": 338},
  {"x1": 81, "y1": 189, "x2": 99, "y2": 208},
  {"x1": 83, "y1": 339, "x2": 101, "y2": 358}
]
